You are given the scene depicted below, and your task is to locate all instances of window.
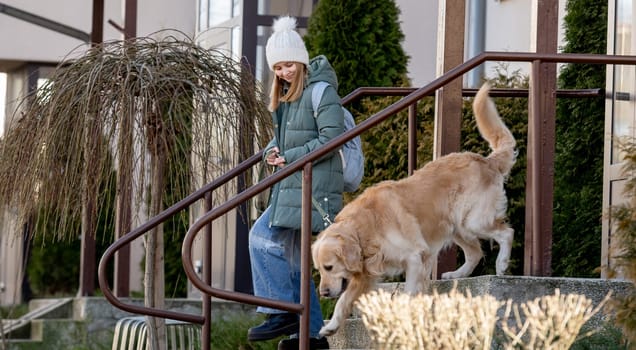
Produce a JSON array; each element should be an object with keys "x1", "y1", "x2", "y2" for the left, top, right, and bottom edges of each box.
[
  {"x1": 231, "y1": 26, "x2": 241, "y2": 61},
  {"x1": 611, "y1": 0, "x2": 635, "y2": 163},
  {"x1": 199, "y1": 0, "x2": 208, "y2": 31},
  {"x1": 257, "y1": 0, "x2": 313, "y2": 17},
  {"x1": 209, "y1": 0, "x2": 233, "y2": 26},
  {"x1": 0, "y1": 73, "x2": 5, "y2": 137},
  {"x1": 200, "y1": 0, "x2": 239, "y2": 30}
]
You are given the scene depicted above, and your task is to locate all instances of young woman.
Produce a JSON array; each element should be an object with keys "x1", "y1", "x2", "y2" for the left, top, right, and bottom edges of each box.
[{"x1": 247, "y1": 15, "x2": 345, "y2": 350}]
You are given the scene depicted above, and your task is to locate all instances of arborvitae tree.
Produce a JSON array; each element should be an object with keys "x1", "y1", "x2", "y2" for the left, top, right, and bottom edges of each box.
[
  {"x1": 304, "y1": 0, "x2": 410, "y2": 200},
  {"x1": 552, "y1": 0, "x2": 607, "y2": 277},
  {"x1": 304, "y1": 0, "x2": 409, "y2": 97}
]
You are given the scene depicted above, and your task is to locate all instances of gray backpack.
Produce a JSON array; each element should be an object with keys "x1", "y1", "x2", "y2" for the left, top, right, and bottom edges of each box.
[{"x1": 311, "y1": 81, "x2": 364, "y2": 192}]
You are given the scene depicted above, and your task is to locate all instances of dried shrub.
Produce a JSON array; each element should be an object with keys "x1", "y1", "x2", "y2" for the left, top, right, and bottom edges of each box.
[{"x1": 356, "y1": 287, "x2": 609, "y2": 350}]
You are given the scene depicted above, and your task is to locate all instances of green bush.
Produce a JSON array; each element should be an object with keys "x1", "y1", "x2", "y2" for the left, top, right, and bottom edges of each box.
[
  {"x1": 304, "y1": 0, "x2": 409, "y2": 97},
  {"x1": 27, "y1": 174, "x2": 116, "y2": 297},
  {"x1": 0, "y1": 303, "x2": 28, "y2": 318}
]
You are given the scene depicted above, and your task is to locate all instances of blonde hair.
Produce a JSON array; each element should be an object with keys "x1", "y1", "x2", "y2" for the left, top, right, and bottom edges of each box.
[{"x1": 268, "y1": 63, "x2": 306, "y2": 112}]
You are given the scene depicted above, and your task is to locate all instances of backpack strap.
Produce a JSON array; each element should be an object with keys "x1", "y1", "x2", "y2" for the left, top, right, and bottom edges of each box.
[
  {"x1": 311, "y1": 81, "x2": 330, "y2": 118},
  {"x1": 311, "y1": 81, "x2": 348, "y2": 170}
]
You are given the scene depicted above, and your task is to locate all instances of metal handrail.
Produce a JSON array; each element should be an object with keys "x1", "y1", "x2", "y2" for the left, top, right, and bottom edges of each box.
[
  {"x1": 181, "y1": 51, "x2": 636, "y2": 347},
  {"x1": 183, "y1": 51, "x2": 636, "y2": 274},
  {"x1": 98, "y1": 51, "x2": 636, "y2": 348},
  {"x1": 92, "y1": 77, "x2": 519, "y2": 322},
  {"x1": 97, "y1": 151, "x2": 264, "y2": 323}
]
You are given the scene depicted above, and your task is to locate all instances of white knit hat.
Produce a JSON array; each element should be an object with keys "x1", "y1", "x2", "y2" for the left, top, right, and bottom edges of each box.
[{"x1": 265, "y1": 16, "x2": 309, "y2": 71}]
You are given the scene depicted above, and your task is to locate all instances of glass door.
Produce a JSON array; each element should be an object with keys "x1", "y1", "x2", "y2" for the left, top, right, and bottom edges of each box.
[{"x1": 602, "y1": 0, "x2": 635, "y2": 278}]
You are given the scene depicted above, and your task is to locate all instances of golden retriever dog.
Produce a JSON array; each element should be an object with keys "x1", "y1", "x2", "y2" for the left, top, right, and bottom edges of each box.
[{"x1": 311, "y1": 83, "x2": 516, "y2": 336}]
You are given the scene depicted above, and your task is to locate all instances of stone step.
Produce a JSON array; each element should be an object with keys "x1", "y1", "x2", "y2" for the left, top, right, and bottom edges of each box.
[
  {"x1": 28, "y1": 298, "x2": 73, "y2": 318},
  {"x1": 326, "y1": 317, "x2": 370, "y2": 349},
  {"x1": 1, "y1": 297, "x2": 73, "y2": 339},
  {"x1": 326, "y1": 275, "x2": 634, "y2": 348},
  {"x1": 3, "y1": 319, "x2": 84, "y2": 350},
  {"x1": 1, "y1": 276, "x2": 631, "y2": 349}
]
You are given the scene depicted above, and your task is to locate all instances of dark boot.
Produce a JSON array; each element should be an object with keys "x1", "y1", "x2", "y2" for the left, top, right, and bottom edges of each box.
[
  {"x1": 247, "y1": 313, "x2": 299, "y2": 341},
  {"x1": 277, "y1": 336, "x2": 330, "y2": 349}
]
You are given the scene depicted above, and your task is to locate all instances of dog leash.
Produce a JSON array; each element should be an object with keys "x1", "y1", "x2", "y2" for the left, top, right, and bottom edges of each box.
[
  {"x1": 291, "y1": 172, "x2": 333, "y2": 226},
  {"x1": 312, "y1": 196, "x2": 333, "y2": 226},
  {"x1": 265, "y1": 151, "x2": 334, "y2": 226}
]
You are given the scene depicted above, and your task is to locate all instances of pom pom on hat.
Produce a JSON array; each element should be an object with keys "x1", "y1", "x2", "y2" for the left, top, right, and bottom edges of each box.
[{"x1": 265, "y1": 16, "x2": 309, "y2": 71}]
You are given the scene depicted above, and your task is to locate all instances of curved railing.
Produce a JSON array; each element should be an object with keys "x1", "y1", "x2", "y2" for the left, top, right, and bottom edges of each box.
[
  {"x1": 97, "y1": 151, "x2": 264, "y2": 324},
  {"x1": 99, "y1": 51, "x2": 636, "y2": 349}
]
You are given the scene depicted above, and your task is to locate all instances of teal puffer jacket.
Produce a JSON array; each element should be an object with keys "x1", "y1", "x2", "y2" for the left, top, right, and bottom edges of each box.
[{"x1": 264, "y1": 55, "x2": 344, "y2": 233}]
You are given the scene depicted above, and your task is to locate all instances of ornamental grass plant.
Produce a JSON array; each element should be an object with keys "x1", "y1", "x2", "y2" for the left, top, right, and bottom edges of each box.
[{"x1": 356, "y1": 286, "x2": 610, "y2": 350}]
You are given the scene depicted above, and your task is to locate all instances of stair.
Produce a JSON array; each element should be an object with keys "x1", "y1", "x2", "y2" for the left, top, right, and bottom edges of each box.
[
  {"x1": 326, "y1": 275, "x2": 634, "y2": 349},
  {"x1": 1, "y1": 298, "x2": 73, "y2": 340},
  {"x1": 327, "y1": 318, "x2": 371, "y2": 349},
  {"x1": 0, "y1": 297, "x2": 206, "y2": 350},
  {"x1": 0, "y1": 277, "x2": 631, "y2": 349}
]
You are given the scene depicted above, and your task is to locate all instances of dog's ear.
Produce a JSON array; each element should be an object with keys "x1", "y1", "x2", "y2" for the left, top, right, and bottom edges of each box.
[
  {"x1": 363, "y1": 247, "x2": 385, "y2": 276},
  {"x1": 311, "y1": 235, "x2": 323, "y2": 267},
  {"x1": 337, "y1": 233, "x2": 363, "y2": 272}
]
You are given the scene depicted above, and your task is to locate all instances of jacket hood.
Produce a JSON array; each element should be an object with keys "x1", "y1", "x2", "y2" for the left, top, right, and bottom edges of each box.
[{"x1": 306, "y1": 55, "x2": 338, "y2": 90}]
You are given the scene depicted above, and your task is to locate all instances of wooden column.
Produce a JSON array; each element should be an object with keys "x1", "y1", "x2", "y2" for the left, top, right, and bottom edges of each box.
[
  {"x1": 433, "y1": 0, "x2": 465, "y2": 278},
  {"x1": 78, "y1": 0, "x2": 104, "y2": 298},
  {"x1": 113, "y1": 0, "x2": 138, "y2": 298},
  {"x1": 524, "y1": 0, "x2": 558, "y2": 276}
]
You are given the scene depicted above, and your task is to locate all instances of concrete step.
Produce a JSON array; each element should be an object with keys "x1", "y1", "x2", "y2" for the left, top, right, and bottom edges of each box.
[
  {"x1": 326, "y1": 317, "x2": 370, "y2": 349},
  {"x1": 3, "y1": 319, "x2": 84, "y2": 350},
  {"x1": 1, "y1": 276, "x2": 631, "y2": 349},
  {"x1": 326, "y1": 275, "x2": 634, "y2": 349},
  {"x1": 1, "y1": 297, "x2": 73, "y2": 339},
  {"x1": 5, "y1": 317, "x2": 120, "y2": 350},
  {"x1": 28, "y1": 298, "x2": 73, "y2": 319}
]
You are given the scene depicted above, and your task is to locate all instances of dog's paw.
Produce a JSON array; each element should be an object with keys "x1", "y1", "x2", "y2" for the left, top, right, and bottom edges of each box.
[
  {"x1": 440, "y1": 271, "x2": 458, "y2": 279},
  {"x1": 319, "y1": 321, "x2": 339, "y2": 337}
]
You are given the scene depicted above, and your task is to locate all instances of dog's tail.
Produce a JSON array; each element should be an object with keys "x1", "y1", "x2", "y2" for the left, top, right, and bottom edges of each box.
[{"x1": 473, "y1": 83, "x2": 516, "y2": 176}]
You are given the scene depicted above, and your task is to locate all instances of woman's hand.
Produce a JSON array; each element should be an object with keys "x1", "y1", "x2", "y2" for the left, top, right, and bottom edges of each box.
[{"x1": 266, "y1": 147, "x2": 286, "y2": 167}]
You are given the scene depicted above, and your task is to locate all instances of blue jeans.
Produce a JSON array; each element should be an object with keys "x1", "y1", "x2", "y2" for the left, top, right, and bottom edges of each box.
[{"x1": 249, "y1": 206, "x2": 324, "y2": 338}]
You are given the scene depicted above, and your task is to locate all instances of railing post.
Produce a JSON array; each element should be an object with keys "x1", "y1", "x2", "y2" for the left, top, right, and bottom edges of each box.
[
  {"x1": 202, "y1": 192, "x2": 212, "y2": 350},
  {"x1": 300, "y1": 163, "x2": 313, "y2": 350},
  {"x1": 433, "y1": 0, "x2": 465, "y2": 278},
  {"x1": 524, "y1": 60, "x2": 556, "y2": 276},
  {"x1": 408, "y1": 103, "x2": 417, "y2": 175},
  {"x1": 525, "y1": 0, "x2": 558, "y2": 276},
  {"x1": 114, "y1": 105, "x2": 132, "y2": 298}
]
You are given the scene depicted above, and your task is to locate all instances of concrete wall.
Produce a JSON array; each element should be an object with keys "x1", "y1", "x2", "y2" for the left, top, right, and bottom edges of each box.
[
  {"x1": 0, "y1": 0, "x2": 90, "y2": 70},
  {"x1": 0, "y1": 209, "x2": 24, "y2": 306},
  {"x1": 0, "y1": 0, "x2": 196, "y2": 71},
  {"x1": 0, "y1": 65, "x2": 29, "y2": 306}
]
